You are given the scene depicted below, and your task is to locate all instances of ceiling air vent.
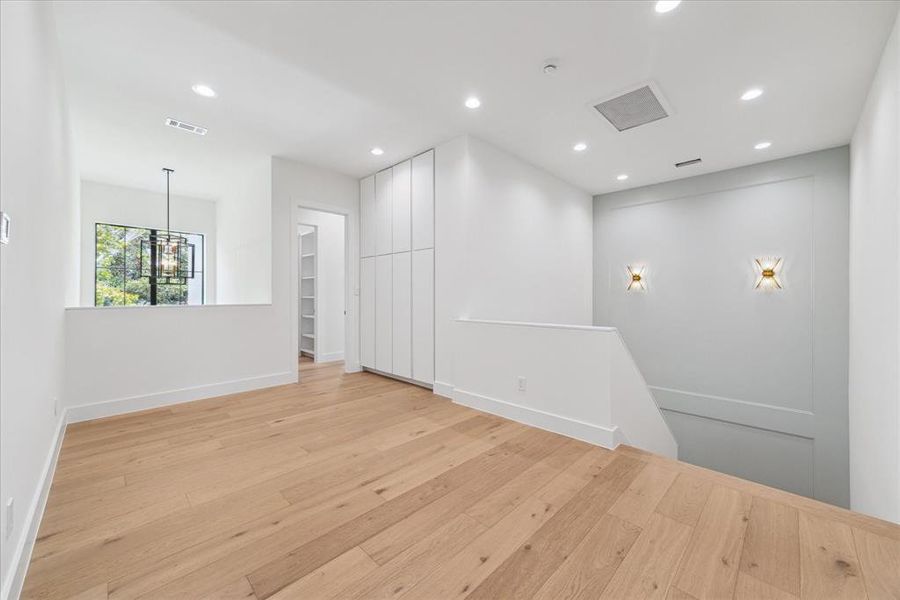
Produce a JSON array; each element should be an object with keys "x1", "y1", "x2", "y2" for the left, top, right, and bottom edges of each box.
[
  {"x1": 675, "y1": 157, "x2": 702, "y2": 168},
  {"x1": 591, "y1": 83, "x2": 670, "y2": 132},
  {"x1": 165, "y1": 117, "x2": 207, "y2": 136}
]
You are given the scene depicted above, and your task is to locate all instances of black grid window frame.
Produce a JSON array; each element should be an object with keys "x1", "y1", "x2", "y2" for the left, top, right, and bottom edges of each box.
[{"x1": 94, "y1": 222, "x2": 205, "y2": 306}]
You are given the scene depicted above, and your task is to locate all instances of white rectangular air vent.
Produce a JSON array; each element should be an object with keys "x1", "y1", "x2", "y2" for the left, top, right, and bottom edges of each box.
[
  {"x1": 165, "y1": 118, "x2": 207, "y2": 136},
  {"x1": 591, "y1": 83, "x2": 670, "y2": 132}
]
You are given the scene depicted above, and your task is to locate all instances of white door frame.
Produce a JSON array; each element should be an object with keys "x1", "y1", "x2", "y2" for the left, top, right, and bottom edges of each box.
[{"x1": 290, "y1": 201, "x2": 358, "y2": 381}]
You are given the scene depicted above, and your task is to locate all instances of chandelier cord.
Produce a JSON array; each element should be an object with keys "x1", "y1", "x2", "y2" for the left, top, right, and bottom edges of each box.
[{"x1": 162, "y1": 167, "x2": 174, "y2": 236}]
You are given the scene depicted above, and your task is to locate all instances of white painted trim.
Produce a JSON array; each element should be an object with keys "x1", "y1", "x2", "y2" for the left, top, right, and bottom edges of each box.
[
  {"x1": 362, "y1": 368, "x2": 433, "y2": 391},
  {"x1": 455, "y1": 318, "x2": 616, "y2": 333},
  {"x1": 650, "y1": 385, "x2": 815, "y2": 438},
  {"x1": 452, "y1": 388, "x2": 619, "y2": 449},
  {"x1": 344, "y1": 361, "x2": 362, "y2": 374},
  {"x1": 433, "y1": 380, "x2": 454, "y2": 399},
  {"x1": 2, "y1": 415, "x2": 67, "y2": 600},
  {"x1": 64, "y1": 303, "x2": 272, "y2": 311},
  {"x1": 67, "y1": 372, "x2": 296, "y2": 423},
  {"x1": 316, "y1": 351, "x2": 345, "y2": 363}
]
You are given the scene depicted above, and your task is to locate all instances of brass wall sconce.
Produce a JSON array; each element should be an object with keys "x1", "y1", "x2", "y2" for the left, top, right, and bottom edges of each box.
[
  {"x1": 626, "y1": 265, "x2": 646, "y2": 291},
  {"x1": 755, "y1": 257, "x2": 783, "y2": 290}
]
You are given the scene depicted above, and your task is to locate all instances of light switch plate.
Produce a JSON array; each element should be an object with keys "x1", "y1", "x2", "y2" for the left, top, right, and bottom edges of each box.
[
  {"x1": 4, "y1": 497, "x2": 13, "y2": 540},
  {"x1": 0, "y1": 212, "x2": 9, "y2": 245}
]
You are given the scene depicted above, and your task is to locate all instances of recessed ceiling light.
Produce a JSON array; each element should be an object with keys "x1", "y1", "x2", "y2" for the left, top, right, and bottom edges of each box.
[
  {"x1": 370, "y1": 147, "x2": 384, "y2": 156},
  {"x1": 741, "y1": 88, "x2": 764, "y2": 101},
  {"x1": 655, "y1": 1, "x2": 681, "y2": 13},
  {"x1": 573, "y1": 142, "x2": 588, "y2": 152},
  {"x1": 617, "y1": 174, "x2": 629, "y2": 181},
  {"x1": 191, "y1": 83, "x2": 217, "y2": 98},
  {"x1": 464, "y1": 96, "x2": 481, "y2": 109},
  {"x1": 754, "y1": 141, "x2": 772, "y2": 150}
]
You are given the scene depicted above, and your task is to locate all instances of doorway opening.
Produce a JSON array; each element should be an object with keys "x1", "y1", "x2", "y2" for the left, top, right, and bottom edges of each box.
[{"x1": 297, "y1": 208, "x2": 346, "y2": 371}]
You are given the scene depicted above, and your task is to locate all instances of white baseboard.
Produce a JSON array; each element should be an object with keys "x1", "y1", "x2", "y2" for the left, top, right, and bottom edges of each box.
[
  {"x1": 2, "y1": 414, "x2": 67, "y2": 600},
  {"x1": 316, "y1": 351, "x2": 344, "y2": 363},
  {"x1": 67, "y1": 371, "x2": 297, "y2": 423},
  {"x1": 343, "y1": 361, "x2": 362, "y2": 373},
  {"x1": 433, "y1": 380, "x2": 454, "y2": 400},
  {"x1": 452, "y1": 388, "x2": 619, "y2": 449}
]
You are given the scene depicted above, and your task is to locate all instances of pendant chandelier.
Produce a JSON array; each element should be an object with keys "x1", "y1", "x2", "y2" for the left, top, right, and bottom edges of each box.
[{"x1": 140, "y1": 167, "x2": 195, "y2": 284}]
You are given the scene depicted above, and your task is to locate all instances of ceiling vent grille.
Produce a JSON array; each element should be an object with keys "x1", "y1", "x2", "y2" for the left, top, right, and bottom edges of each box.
[
  {"x1": 592, "y1": 84, "x2": 669, "y2": 132},
  {"x1": 165, "y1": 117, "x2": 207, "y2": 136}
]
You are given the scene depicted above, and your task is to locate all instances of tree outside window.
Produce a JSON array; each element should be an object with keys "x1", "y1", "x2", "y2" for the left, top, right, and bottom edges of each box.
[{"x1": 95, "y1": 223, "x2": 204, "y2": 306}]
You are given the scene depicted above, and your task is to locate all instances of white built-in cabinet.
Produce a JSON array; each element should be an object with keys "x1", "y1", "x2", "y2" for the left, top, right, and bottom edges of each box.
[
  {"x1": 359, "y1": 149, "x2": 434, "y2": 386},
  {"x1": 392, "y1": 252, "x2": 412, "y2": 378},
  {"x1": 375, "y1": 254, "x2": 392, "y2": 373},
  {"x1": 411, "y1": 152, "x2": 434, "y2": 250},
  {"x1": 360, "y1": 176, "x2": 376, "y2": 258},
  {"x1": 375, "y1": 169, "x2": 392, "y2": 256},
  {"x1": 411, "y1": 248, "x2": 434, "y2": 383},
  {"x1": 359, "y1": 256, "x2": 375, "y2": 367}
]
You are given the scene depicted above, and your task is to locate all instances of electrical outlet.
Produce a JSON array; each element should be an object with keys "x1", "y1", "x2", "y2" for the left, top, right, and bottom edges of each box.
[
  {"x1": 4, "y1": 497, "x2": 13, "y2": 540},
  {"x1": 517, "y1": 376, "x2": 527, "y2": 392}
]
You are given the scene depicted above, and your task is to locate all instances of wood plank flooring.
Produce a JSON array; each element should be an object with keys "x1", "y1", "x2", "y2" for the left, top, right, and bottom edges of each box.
[{"x1": 22, "y1": 359, "x2": 900, "y2": 600}]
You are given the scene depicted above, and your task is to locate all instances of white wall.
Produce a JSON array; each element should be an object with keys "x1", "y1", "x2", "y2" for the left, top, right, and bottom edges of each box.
[
  {"x1": 297, "y1": 209, "x2": 345, "y2": 362},
  {"x1": 63, "y1": 157, "x2": 359, "y2": 419},
  {"x1": 79, "y1": 180, "x2": 217, "y2": 306},
  {"x1": 64, "y1": 303, "x2": 292, "y2": 418},
  {"x1": 434, "y1": 135, "x2": 593, "y2": 393},
  {"x1": 274, "y1": 157, "x2": 360, "y2": 374},
  {"x1": 216, "y1": 159, "x2": 271, "y2": 305},
  {"x1": 593, "y1": 147, "x2": 850, "y2": 507},
  {"x1": 453, "y1": 319, "x2": 677, "y2": 458},
  {"x1": 0, "y1": 2, "x2": 77, "y2": 596},
  {"x1": 849, "y1": 11, "x2": 900, "y2": 524}
]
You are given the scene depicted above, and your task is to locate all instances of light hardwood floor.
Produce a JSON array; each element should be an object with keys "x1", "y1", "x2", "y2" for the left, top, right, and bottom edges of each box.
[{"x1": 22, "y1": 359, "x2": 900, "y2": 600}]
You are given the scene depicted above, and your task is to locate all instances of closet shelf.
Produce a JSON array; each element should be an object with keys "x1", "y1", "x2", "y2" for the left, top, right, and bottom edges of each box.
[
  {"x1": 301, "y1": 276, "x2": 315, "y2": 280},
  {"x1": 301, "y1": 253, "x2": 315, "y2": 258},
  {"x1": 302, "y1": 333, "x2": 315, "y2": 339},
  {"x1": 301, "y1": 295, "x2": 315, "y2": 300},
  {"x1": 301, "y1": 314, "x2": 315, "y2": 319}
]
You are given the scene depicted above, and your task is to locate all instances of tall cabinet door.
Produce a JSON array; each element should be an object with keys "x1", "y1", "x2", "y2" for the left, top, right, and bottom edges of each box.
[
  {"x1": 375, "y1": 254, "x2": 392, "y2": 373},
  {"x1": 359, "y1": 257, "x2": 375, "y2": 368},
  {"x1": 375, "y1": 168, "x2": 392, "y2": 256},
  {"x1": 412, "y1": 248, "x2": 434, "y2": 384},
  {"x1": 411, "y1": 150, "x2": 434, "y2": 250},
  {"x1": 392, "y1": 252, "x2": 412, "y2": 378},
  {"x1": 392, "y1": 160, "x2": 411, "y2": 253},
  {"x1": 360, "y1": 175, "x2": 376, "y2": 258}
]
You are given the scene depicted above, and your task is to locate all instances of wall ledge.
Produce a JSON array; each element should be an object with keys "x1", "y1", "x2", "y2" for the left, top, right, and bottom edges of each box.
[{"x1": 65, "y1": 303, "x2": 273, "y2": 312}]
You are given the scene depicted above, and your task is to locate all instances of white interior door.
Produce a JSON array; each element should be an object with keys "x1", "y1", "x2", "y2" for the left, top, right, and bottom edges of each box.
[
  {"x1": 392, "y1": 252, "x2": 412, "y2": 378},
  {"x1": 360, "y1": 175, "x2": 376, "y2": 258},
  {"x1": 412, "y1": 248, "x2": 434, "y2": 384},
  {"x1": 411, "y1": 150, "x2": 434, "y2": 251},
  {"x1": 359, "y1": 256, "x2": 375, "y2": 367},
  {"x1": 392, "y1": 160, "x2": 411, "y2": 253},
  {"x1": 375, "y1": 168, "x2": 392, "y2": 256},
  {"x1": 375, "y1": 254, "x2": 393, "y2": 372}
]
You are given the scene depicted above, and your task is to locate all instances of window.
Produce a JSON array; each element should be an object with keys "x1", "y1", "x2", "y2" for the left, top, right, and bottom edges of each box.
[{"x1": 95, "y1": 223, "x2": 204, "y2": 306}]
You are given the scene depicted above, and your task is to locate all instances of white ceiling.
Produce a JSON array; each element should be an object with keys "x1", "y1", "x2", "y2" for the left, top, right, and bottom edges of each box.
[{"x1": 55, "y1": 0, "x2": 898, "y2": 199}]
